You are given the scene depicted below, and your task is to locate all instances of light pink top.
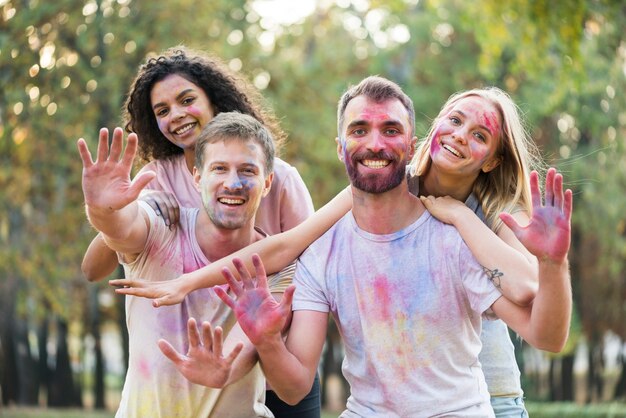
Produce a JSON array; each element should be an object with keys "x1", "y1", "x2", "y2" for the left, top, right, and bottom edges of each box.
[
  {"x1": 137, "y1": 155, "x2": 314, "y2": 235},
  {"x1": 116, "y1": 203, "x2": 292, "y2": 417}
]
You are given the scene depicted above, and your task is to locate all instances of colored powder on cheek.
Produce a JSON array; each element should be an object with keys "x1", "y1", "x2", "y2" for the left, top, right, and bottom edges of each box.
[
  {"x1": 157, "y1": 119, "x2": 168, "y2": 137},
  {"x1": 429, "y1": 137, "x2": 441, "y2": 157},
  {"x1": 185, "y1": 105, "x2": 204, "y2": 120},
  {"x1": 469, "y1": 142, "x2": 490, "y2": 162},
  {"x1": 344, "y1": 137, "x2": 358, "y2": 152},
  {"x1": 239, "y1": 178, "x2": 256, "y2": 192}
]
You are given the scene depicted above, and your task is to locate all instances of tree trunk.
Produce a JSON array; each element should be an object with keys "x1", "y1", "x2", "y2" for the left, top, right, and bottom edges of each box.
[
  {"x1": 37, "y1": 315, "x2": 50, "y2": 405},
  {"x1": 90, "y1": 286, "x2": 106, "y2": 409},
  {"x1": 613, "y1": 348, "x2": 626, "y2": 400},
  {"x1": 48, "y1": 318, "x2": 80, "y2": 407},
  {"x1": 561, "y1": 354, "x2": 575, "y2": 401},
  {"x1": 116, "y1": 265, "x2": 130, "y2": 376},
  {"x1": 0, "y1": 275, "x2": 19, "y2": 406},
  {"x1": 14, "y1": 316, "x2": 39, "y2": 405},
  {"x1": 586, "y1": 340, "x2": 605, "y2": 403},
  {"x1": 549, "y1": 357, "x2": 561, "y2": 401}
]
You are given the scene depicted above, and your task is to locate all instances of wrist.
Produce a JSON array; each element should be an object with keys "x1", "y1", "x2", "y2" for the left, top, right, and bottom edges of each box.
[
  {"x1": 87, "y1": 204, "x2": 116, "y2": 217},
  {"x1": 538, "y1": 256, "x2": 569, "y2": 276},
  {"x1": 179, "y1": 273, "x2": 196, "y2": 295},
  {"x1": 255, "y1": 332, "x2": 285, "y2": 354},
  {"x1": 450, "y1": 204, "x2": 472, "y2": 226}
]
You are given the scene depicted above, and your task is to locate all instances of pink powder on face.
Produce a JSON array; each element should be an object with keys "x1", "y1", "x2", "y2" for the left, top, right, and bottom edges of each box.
[
  {"x1": 157, "y1": 118, "x2": 168, "y2": 138},
  {"x1": 468, "y1": 141, "x2": 491, "y2": 164},
  {"x1": 185, "y1": 105, "x2": 205, "y2": 123},
  {"x1": 429, "y1": 126, "x2": 442, "y2": 158},
  {"x1": 481, "y1": 111, "x2": 501, "y2": 138}
]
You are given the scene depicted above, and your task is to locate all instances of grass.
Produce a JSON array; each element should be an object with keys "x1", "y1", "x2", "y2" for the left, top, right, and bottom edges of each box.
[
  {"x1": 0, "y1": 407, "x2": 340, "y2": 418},
  {"x1": 0, "y1": 408, "x2": 114, "y2": 418},
  {"x1": 3, "y1": 403, "x2": 626, "y2": 418}
]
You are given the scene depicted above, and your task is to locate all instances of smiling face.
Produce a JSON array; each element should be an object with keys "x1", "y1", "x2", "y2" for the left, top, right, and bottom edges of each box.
[
  {"x1": 150, "y1": 74, "x2": 215, "y2": 151},
  {"x1": 337, "y1": 95, "x2": 414, "y2": 194},
  {"x1": 194, "y1": 138, "x2": 271, "y2": 230},
  {"x1": 429, "y1": 96, "x2": 502, "y2": 177}
]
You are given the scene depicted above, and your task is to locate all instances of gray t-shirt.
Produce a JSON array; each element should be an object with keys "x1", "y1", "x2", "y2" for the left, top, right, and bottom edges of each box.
[{"x1": 293, "y1": 209, "x2": 501, "y2": 417}]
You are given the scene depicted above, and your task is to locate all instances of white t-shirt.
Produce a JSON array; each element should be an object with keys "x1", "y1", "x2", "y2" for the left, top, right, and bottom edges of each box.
[
  {"x1": 407, "y1": 174, "x2": 523, "y2": 398},
  {"x1": 116, "y1": 202, "x2": 291, "y2": 418},
  {"x1": 293, "y1": 210, "x2": 502, "y2": 418}
]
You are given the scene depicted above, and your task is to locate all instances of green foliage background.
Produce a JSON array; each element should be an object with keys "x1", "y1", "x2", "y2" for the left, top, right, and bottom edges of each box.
[{"x1": 1, "y1": 0, "x2": 625, "y2": 404}]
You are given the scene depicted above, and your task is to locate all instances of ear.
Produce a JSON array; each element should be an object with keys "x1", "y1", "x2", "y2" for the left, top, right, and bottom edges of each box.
[
  {"x1": 482, "y1": 155, "x2": 502, "y2": 173},
  {"x1": 408, "y1": 136, "x2": 417, "y2": 160},
  {"x1": 262, "y1": 172, "x2": 274, "y2": 197},
  {"x1": 193, "y1": 166, "x2": 202, "y2": 192},
  {"x1": 336, "y1": 137, "x2": 345, "y2": 162}
]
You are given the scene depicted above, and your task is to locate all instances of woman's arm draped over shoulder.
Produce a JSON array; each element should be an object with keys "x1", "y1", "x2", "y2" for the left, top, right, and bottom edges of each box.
[
  {"x1": 420, "y1": 195, "x2": 538, "y2": 306},
  {"x1": 111, "y1": 186, "x2": 353, "y2": 307}
]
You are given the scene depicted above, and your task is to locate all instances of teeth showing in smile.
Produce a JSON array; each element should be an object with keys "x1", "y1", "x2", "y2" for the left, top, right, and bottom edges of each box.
[
  {"x1": 174, "y1": 123, "x2": 195, "y2": 135},
  {"x1": 362, "y1": 159, "x2": 390, "y2": 169},
  {"x1": 218, "y1": 197, "x2": 245, "y2": 205},
  {"x1": 443, "y1": 144, "x2": 463, "y2": 158}
]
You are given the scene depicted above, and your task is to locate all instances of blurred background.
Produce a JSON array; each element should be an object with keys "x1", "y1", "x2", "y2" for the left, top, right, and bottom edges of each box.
[{"x1": 1, "y1": 0, "x2": 625, "y2": 416}]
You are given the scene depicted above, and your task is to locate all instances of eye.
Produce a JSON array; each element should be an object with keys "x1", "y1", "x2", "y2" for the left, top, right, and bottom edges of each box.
[
  {"x1": 182, "y1": 96, "x2": 195, "y2": 105},
  {"x1": 352, "y1": 128, "x2": 367, "y2": 136},
  {"x1": 155, "y1": 107, "x2": 168, "y2": 117},
  {"x1": 449, "y1": 116, "x2": 460, "y2": 125},
  {"x1": 212, "y1": 165, "x2": 227, "y2": 172},
  {"x1": 384, "y1": 127, "x2": 400, "y2": 136},
  {"x1": 241, "y1": 167, "x2": 257, "y2": 175},
  {"x1": 473, "y1": 131, "x2": 486, "y2": 142}
]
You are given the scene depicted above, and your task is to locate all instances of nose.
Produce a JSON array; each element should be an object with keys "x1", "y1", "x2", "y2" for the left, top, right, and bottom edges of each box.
[
  {"x1": 451, "y1": 129, "x2": 467, "y2": 144},
  {"x1": 170, "y1": 104, "x2": 185, "y2": 122},
  {"x1": 223, "y1": 171, "x2": 243, "y2": 191},
  {"x1": 366, "y1": 131, "x2": 386, "y2": 153}
]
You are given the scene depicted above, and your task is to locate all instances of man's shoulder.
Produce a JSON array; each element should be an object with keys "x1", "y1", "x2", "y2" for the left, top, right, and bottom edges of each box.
[
  {"x1": 300, "y1": 213, "x2": 351, "y2": 258},
  {"x1": 139, "y1": 203, "x2": 198, "y2": 246}
]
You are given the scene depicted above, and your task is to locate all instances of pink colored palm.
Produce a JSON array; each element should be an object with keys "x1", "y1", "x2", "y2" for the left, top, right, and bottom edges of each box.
[
  {"x1": 215, "y1": 255, "x2": 295, "y2": 346},
  {"x1": 500, "y1": 168, "x2": 573, "y2": 263}
]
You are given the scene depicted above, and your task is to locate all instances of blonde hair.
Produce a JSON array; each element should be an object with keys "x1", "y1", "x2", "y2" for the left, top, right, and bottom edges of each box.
[{"x1": 410, "y1": 87, "x2": 544, "y2": 232}]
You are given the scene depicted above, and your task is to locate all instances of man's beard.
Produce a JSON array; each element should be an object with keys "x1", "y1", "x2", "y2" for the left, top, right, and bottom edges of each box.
[{"x1": 345, "y1": 151, "x2": 408, "y2": 194}]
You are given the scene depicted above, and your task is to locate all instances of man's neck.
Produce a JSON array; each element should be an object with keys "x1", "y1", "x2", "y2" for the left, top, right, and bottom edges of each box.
[
  {"x1": 194, "y1": 212, "x2": 262, "y2": 262},
  {"x1": 351, "y1": 181, "x2": 424, "y2": 235}
]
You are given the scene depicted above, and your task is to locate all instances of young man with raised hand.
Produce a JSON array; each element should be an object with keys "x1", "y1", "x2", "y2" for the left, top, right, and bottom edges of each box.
[{"x1": 77, "y1": 112, "x2": 290, "y2": 417}]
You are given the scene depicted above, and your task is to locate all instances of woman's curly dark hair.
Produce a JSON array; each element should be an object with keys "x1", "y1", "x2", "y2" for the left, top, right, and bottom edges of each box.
[{"x1": 123, "y1": 46, "x2": 286, "y2": 163}]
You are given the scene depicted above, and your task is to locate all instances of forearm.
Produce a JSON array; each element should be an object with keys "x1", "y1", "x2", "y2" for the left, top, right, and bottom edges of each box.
[
  {"x1": 86, "y1": 203, "x2": 139, "y2": 241},
  {"x1": 177, "y1": 187, "x2": 352, "y2": 293},
  {"x1": 454, "y1": 210, "x2": 537, "y2": 305},
  {"x1": 86, "y1": 202, "x2": 148, "y2": 255},
  {"x1": 223, "y1": 343, "x2": 258, "y2": 387},
  {"x1": 256, "y1": 336, "x2": 315, "y2": 405},
  {"x1": 82, "y1": 233, "x2": 119, "y2": 282},
  {"x1": 526, "y1": 259, "x2": 571, "y2": 352}
]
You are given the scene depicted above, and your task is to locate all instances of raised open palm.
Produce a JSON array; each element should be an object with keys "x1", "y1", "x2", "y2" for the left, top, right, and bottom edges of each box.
[
  {"x1": 158, "y1": 318, "x2": 243, "y2": 388},
  {"x1": 215, "y1": 255, "x2": 295, "y2": 346},
  {"x1": 500, "y1": 168, "x2": 572, "y2": 263},
  {"x1": 77, "y1": 127, "x2": 155, "y2": 212}
]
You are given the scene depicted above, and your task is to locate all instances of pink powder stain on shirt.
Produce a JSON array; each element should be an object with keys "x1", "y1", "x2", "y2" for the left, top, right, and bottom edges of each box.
[
  {"x1": 372, "y1": 275, "x2": 393, "y2": 320},
  {"x1": 137, "y1": 357, "x2": 151, "y2": 379}
]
